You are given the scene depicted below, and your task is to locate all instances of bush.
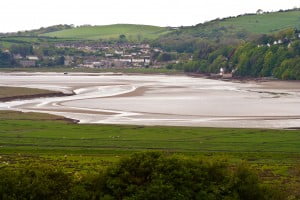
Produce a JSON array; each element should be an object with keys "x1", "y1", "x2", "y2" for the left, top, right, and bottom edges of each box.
[
  {"x1": 0, "y1": 153, "x2": 285, "y2": 200},
  {"x1": 92, "y1": 152, "x2": 283, "y2": 200},
  {"x1": 0, "y1": 167, "x2": 73, "y2": 200}
]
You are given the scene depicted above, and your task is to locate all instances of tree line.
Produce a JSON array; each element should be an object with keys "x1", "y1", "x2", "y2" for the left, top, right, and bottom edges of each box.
[{"x1": 165, "y1": 28, "x2": 300, "y2": 80}]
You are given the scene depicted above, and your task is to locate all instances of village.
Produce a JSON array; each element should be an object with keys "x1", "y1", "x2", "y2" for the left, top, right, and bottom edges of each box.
[{"x1": 9, "y1": 41, "x2": 169, "y2": 69}]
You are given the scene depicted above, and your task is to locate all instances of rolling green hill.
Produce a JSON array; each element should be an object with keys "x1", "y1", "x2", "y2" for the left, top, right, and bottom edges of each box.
[
  {"x1": 3, "y1": 10, "x2": 300, "y2": 44},
  {"x1": 2, "y1": 9, "x2": 300, "y2": 53},
  {"x1": 157, "y1": 9, "x2": 300, "y2": 52},
  {"x1": 182, "y1": 10, "x2": 300, "y2": 37},
  {"x1": 220, "y1": 10, "x2": 300, "y2": 34},
  {"x1": 41, "y1": 24, "x2": 172, "y2": 41},
  {"x1": 163, "y1": 10, "x2": 300, "y2": 39}
]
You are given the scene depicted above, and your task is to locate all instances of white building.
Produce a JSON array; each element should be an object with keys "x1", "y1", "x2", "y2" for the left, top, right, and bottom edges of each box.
[{"x1": 26, "y1": 56, "x2": 39, "y2": 61}]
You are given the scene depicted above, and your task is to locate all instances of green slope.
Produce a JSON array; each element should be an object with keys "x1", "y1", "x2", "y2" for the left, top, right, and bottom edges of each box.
[
  {"x1": 3, "y1": 10, "x2": 300, "y2": 45},
  {"x1": 162, "y1": 10, "x2": 300, "y2": 42},
  {"x1": 41, "y1": 24, "x2": 172, "y2": 40},
  {"x1": 220, "y1": 10, "x2": 300, "y2": 34}
]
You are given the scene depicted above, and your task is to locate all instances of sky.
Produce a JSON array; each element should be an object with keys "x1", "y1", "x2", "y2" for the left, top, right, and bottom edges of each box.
[{"x1": 1, "y1": 0, "x2": 300, "y2": 32}]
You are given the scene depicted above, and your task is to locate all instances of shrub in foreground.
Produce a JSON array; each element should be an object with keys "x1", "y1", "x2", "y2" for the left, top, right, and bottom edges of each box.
[
  {"x1": 0, "y1": 152, "x2": 284, "y2": 200},
  {"x1": 92, "y1": 152, "x2": 283, "y2": 200}
]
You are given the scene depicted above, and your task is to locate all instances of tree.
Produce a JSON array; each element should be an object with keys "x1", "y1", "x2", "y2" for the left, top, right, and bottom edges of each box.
[
  {"x1": 157, "y1": 53, "x2": 176, "y2": 62},
  {"x1": 10, "y1": 44, "x2": 33, "y2": 57},
  {"x1": 119, "y1": 34, "x2": 127, "y2": 43},
  {"x1": 0, "y1": 50, "x2": 13, "y2": 67},
  {"x1": 256, "y1": 9, "x2": 263, "y2": 14},
  {"x1": 209, "y1": 55, "x2": 228, "y2": 73}
]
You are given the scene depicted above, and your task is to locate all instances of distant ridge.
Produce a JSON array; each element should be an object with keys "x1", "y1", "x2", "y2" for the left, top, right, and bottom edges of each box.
[
  {"x1": 41, "y1": 24, "x2": 172, "y2": 41},
  {"x1": 1, "y1": 9, "x2": 300, "y2": 43},
  {"x1": 156, "y1": 9, "x2": 300, "y2": 48}
]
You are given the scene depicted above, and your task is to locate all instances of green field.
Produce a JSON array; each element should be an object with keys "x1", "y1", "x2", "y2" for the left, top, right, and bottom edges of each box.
[
  {"x1": 0, "y1": 111, "x2": 299, "y2": 196},
  {"x1": 2, "y1": 118, "x2": 300, "y2": 156},
  {"x1": 41, "y1": 24, "x2": 172, "y2": 40},
  {"x1": 161, "y1": 10, "x2": 300, "y2": 43},
  {"x1": 2, "y1": 10, "x2": 300, "y2": 46},
  {"x1": 40, "y1": 11, "x2": 300, "y2": 41},
  {"x1": 1, "y1": 111, "x2": 300, "y2": 159},
  {"x1": 0, "y1": 35, "x2": 78, "y2": 48},
  {"x1": 220, "y1": 10, "x2": 300, "y2": 34}
]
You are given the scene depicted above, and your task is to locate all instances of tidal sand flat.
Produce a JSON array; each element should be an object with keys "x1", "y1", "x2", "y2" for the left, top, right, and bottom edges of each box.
[{"x1": 0, "y1": 72, "x2": 300, "y2": 129}]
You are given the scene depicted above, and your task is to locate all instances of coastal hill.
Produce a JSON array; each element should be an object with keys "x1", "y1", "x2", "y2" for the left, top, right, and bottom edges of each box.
[
  {"x1": 217, "y1": 10, "x2": 300, "y2": 34},
  {"x1": 158, "y1": 9, "x2": 300, "y2": 45},
  {"x1": 1, "y1": 9, "x2": 300, "y2": 44},
  {"x1": 41, "y1": 9, "x2": 300, "y2": 41},
  {"x1": 41, "y1": 24, "x2": 172, "y2": 41}
]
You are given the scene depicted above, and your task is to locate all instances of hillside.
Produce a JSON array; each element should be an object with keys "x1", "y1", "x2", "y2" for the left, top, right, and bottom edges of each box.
[
  {"x1": 1, "y1": 10, "x2": 299, "y2": 45},
  {"x1": 156, "y1": 9, "x2": 300, "y2": 52},
  {"x1": 41, "y1": 24, "x2": 172, "y2": 41},
  {"x1": 181, "y1": 10, "x2": 300, "y2": 36},
  {"x1": 220, "y1": 10, "x2": 300, "y2": 34}
]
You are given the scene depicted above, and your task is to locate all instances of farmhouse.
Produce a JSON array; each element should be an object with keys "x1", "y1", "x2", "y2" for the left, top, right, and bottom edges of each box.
[
  {"x1": 19, "y1": 60, "x2": 36, "y2": 67},
  {"x1": 26, "y1": 56, "x2": 39, "y2": 61}
]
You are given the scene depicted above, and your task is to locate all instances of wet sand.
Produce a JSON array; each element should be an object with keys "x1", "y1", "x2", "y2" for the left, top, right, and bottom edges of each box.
[
  {"x1": 257, "y1": 80, "x2": 300, "y2": 90},
  {"x1": 0, "y1": 72, "x2": 300, "y2": 129}
]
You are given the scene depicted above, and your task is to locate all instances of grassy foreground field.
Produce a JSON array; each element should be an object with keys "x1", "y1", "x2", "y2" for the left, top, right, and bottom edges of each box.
[
  {"x1": 0, "y1": 112, "x2": 299, "y2": 183},
  {"x1": 0, "y1": 111, "x2": 299, "y2": 196},
  {"x1": 2, "y1": 117, "x2": 300, "y2": 155}
]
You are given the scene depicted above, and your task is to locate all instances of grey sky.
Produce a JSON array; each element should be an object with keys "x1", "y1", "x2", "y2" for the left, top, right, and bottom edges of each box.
[{"x1": 1, "y1": 0, "x2": 299, "y2": 32}]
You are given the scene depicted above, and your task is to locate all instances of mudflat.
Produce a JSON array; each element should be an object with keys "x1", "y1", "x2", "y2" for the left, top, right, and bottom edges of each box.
[{"x1": 0, "y1": 72, "x2": 300, "y2": 129}]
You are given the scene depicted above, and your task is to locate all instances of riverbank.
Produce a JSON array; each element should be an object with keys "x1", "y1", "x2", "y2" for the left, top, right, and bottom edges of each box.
[
  {"x1": 0, "y1": 67, "x2": 183, "y2": 75},
  {"x1": 187, "y1": 72, "x2": 300, "y2": 89},
  {"x1": 1, "y1": 68, "x2": 300, "y2": 89},
  {"x1": 0, "y1": 86, "x2": 73, "y2": 102}
]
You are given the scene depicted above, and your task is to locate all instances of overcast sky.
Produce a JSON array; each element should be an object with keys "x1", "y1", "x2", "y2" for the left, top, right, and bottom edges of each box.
[{"x1": 1, "y1": 0, "x2": 299, "y2": 32}]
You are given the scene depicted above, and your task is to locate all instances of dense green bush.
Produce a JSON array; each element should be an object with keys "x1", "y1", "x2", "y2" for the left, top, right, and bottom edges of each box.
[
  {"x1": 0, "y1": 166, "x2": 72, "y2": 200},
  {"x1": 0, "y1": 152, "x2": 284, "y2": 200},
  {"x1": 93, "y1": 152, "x2": 283, "y2": 200}
]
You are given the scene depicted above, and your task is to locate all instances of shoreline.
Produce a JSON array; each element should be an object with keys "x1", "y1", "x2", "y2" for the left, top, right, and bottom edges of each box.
[
  {"x1": 186, "y1": 73, "x2": 300, "y2": 90},
  {"x1": 2, "y1": 68, "x2": 299, "y2": 83},
  {"x1": 1, "y1": 68, "x2": 300, "y2": 82},
  {"x1": 0, "y1": 92, "x2": 74, "y2": 102}
]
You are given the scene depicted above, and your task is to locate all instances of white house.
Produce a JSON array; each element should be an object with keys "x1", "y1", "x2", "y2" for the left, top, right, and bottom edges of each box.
[
  {"x1": 220, "y1": 67, "x2": 224, "y2": 75},
  {"x1": 26, "y1": 56, "x2": 39, "y2": 61}
]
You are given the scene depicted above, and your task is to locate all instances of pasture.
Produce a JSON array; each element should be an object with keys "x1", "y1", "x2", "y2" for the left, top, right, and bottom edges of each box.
[{"x1": 0, "y1": 111, "x2": 299, "y2": 196}]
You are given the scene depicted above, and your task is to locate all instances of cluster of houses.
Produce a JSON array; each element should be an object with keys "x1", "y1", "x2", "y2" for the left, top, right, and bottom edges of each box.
[
  {"x1": 257, "y1": 33, "x2": 300, "y2": 48},
  {"x1": 8, "y1": 42, "x2": 165, "y2": 68},
  {"x1": 13, "y1": 54, "x2": 39, "y2": 67},
  {"x1": 79, "y1": 56, "x2": 151, "y2": 68},
  {"x1": 56, "y1": 42, "x2": 162, "y2": 68}
]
